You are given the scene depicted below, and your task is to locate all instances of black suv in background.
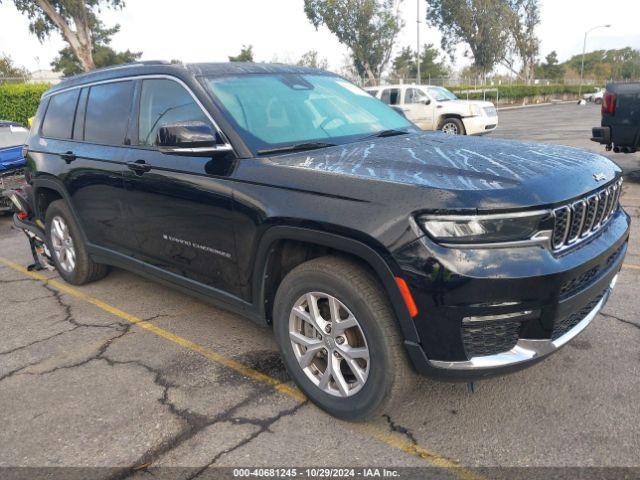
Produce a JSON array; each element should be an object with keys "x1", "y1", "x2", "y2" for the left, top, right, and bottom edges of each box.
[{"x1": 12, "y1": 62, "x2": 629, "y2": 419}]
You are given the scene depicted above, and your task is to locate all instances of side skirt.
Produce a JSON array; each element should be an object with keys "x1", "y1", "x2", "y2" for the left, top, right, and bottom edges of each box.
[{"x1": 87, "y1": 244, "x2": 265, "y2": 325}]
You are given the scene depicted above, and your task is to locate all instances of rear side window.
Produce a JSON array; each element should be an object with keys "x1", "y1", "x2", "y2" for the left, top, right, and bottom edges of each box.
[
  {"x1": 84, "y1": 81, "x2": 133, "y2": 145},
  {"x1": 41, "y1": 90, "x2": 80, "y2": 139},
  {"x1": 380, "y1": 88, "x2": 400, "y2": 105},
  {"x1": 138, "y1": 79, "x2": 210, "y2": 147}
]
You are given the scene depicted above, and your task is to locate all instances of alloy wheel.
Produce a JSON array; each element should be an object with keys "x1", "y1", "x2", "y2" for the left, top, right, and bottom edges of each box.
[
  {"x1": 442, "y1": 122, "x2": 459, "y2": 134},
  {"x1": 288, "y1": 292, "x2": 370, "y2": 397},
  {"x1": 50, "y1": 216, "x2": 76, "y2": 273}
]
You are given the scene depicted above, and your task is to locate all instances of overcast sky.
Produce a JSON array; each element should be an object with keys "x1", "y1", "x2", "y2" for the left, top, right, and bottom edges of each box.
[{"x1": 1, "y1": 0, "x2": 639, "y2": 73}]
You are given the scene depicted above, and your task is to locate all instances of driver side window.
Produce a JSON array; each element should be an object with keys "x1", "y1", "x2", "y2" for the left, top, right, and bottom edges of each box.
[
  {"x1": 138, "y1": 79, "x2": 211, "y2": 147},
  {"x1": 405, "y1": 88, "x2": 427, "y2": 104}
]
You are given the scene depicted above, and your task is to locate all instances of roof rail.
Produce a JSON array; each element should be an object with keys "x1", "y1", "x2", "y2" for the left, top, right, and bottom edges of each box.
[{"x1": 60, "y1": 60, "x2": 177, "y2": 82}]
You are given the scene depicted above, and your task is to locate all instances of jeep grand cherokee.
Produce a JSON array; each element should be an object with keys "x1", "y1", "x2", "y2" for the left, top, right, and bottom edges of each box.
[{"x1": 12, "y1": 62, "x2": 630, "y2": 419}]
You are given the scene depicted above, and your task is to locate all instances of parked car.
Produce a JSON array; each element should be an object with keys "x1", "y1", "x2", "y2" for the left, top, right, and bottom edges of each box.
[
  {"x1": 583, "y1": 87, "x2": 605, "y2": 104},
  {"x1": 6, "y1": 62, "x2": 629, "y2": 420},
  {"x1": 0, "y1": 121, "x2": 29, "y2": 213},
  {"x1": 365, "y1": 84, "x2": 498, "y2": 135},
  {"x1": 591, "y1": 82, "x2": 640, "y2": 153}
]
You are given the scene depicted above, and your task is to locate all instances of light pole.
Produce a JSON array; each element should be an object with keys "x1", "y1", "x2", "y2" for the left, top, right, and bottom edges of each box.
[
  {"x1": 416, "y1": 0, "x2": 421, "y2": 85},
  {"x1": 578, "y1": 24, "x2": 611, "y2": 97}
]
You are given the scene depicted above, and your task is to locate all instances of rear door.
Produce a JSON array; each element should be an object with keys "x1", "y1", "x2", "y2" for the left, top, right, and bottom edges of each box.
[
  {"x1": 58, "y1": 80, "x2": 137, "y2": 254},
  {"x1": 120, "y1": 77, "x2": 240, "y2": 296}
]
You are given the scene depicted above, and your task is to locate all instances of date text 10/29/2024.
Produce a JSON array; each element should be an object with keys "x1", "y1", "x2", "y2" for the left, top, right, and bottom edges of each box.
[{"x1": 233, "y1": 468, "x2": 400, "y2": 478}]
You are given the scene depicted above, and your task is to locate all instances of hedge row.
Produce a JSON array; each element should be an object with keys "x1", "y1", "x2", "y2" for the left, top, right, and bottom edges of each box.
[
  {"x1": 448, "y1": 84, "x2": 599, "y2": 101},
  {"x1": 0, "y1": 83, "x2": 50, "y2": 126}
]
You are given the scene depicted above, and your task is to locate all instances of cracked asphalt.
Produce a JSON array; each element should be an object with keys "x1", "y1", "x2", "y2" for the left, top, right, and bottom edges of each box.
[{"x1": 0, "y1": 103, "x2": 639, "y2": 476}]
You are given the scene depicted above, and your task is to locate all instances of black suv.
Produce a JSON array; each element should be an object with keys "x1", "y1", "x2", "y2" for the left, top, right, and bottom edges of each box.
[{"x1": 11, "y1": 62, "x2": 630, "y2": 419}]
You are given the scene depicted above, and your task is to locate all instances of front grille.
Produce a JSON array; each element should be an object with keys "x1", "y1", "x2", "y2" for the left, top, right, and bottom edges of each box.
[
  {"x1": 558, "y1": 243, "x2": 625, "y2": 298},
  {"x1": 551, "y1": 179, "x2": 622, "y2": 251},
  {"x1": 552, "y1": 290, "x2": 607, "y2": 340},
  {"x1": 462, "y1": 320, "x2": 521, "y2": 357},
  {"x1": 559, "y1": 266, "x2": 600, "y2": 297}
]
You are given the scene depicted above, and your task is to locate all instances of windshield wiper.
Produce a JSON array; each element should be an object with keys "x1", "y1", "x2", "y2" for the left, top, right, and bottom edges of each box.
[
  {"x1": 361, "y1": 129, "x2": 410, "y2": 140},
  {"x1": 257, "y1": 142, "x2": 337, "y2": 155}
]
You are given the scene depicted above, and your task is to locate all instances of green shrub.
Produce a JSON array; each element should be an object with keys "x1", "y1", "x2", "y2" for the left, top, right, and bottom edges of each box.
[
  {"x1": 447, "y1": 84, "x2": 601, "y2": 101},
  {"x1": 0, "y1": 83, "x2": 51, "y2": 126}
]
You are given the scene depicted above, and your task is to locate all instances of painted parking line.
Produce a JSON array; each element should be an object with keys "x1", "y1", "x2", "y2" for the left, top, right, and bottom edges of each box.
[
  {"x1": 622, "y1": 263, "x2": 640, "y2": 271},
  {"x1": 0, "y1": 256, "x2": 482, "y2": 480}
]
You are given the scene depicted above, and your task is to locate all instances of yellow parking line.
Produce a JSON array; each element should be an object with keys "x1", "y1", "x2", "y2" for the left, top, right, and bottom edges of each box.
[
  {"x1": 0, "y1": 256, "x2": 482, "y2": 480},
  {"x1": 623, "y1": 263, "x2": 640, "y2": 271}
]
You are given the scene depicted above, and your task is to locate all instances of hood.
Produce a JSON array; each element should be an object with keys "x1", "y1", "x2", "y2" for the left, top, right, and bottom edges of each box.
[
  {"x1": 0, "y1": 145, "x2": 26, "y2": 172},
  {"x1": 265, "y1": 132, "x2": 620, "y2": 209}
]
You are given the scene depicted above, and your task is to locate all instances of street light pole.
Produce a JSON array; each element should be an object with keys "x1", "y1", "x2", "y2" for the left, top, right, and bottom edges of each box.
[
  {"x1": 578, "y1": 24, "x2": 611, "y2": 98},
  {"x1": 416, "y1": 0, "x2": 421, "y2": 85}
]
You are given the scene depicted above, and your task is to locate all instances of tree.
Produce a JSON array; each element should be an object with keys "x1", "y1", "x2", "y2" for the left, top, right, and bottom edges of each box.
[
  {"x1": 0, "y1": 54, "x2": 30, "y2": 79},
  {"x1": 390, "y1": 44, "x2": 449, "y2": 83},
  {"x1": 304, "y1": 0, "x2": 403, "y2": 85},
  {"x1": 297, "y1": 50, "x2": 329, "y2": 70},
  {"x1": 229, "y1": 45, "x2": 254, "y2": 62},
  {"x1": 51, "y1": 22, "x2": 141, "y2": 76},
  {"x1": 505, "y1": 0, "x2": 540, "y2": 84},
  {"x1": 425, "y1": 0, "x2": 513, "y2": 76},
  {"x1": 563, "y1": 48, "x2": 640, "y2": 81},
  {"x1": 2, "y1": 0, "x2": 127, "y2": 72},
  {"x1": 537, "y1": 50, "x2": 564, "y2": 81}
]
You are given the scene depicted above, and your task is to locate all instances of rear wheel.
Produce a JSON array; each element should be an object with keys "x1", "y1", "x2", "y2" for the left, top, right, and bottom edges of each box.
[
  {"x1": 440, "y1": 117, "x2": 465, "y2": 135},
  {"x1": 273, "y1": 256, "x2": 415, "y2": 420},
  {"x1": 45, "y1": 200, "x2": 109, "y2": 285}
]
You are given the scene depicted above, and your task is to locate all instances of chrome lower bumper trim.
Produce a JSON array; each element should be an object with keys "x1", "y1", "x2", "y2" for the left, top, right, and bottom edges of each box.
[{"x1": 430, "y1": 275, "x2": 617, "y2": 371}]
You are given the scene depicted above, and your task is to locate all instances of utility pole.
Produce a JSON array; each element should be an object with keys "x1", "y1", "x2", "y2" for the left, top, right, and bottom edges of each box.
[
  {"x1": 416, "y1": 0, "x2": 421, "y2": 85},
  {"x1": 578, "y1": 24, "x2": 611, "y2": 97}
]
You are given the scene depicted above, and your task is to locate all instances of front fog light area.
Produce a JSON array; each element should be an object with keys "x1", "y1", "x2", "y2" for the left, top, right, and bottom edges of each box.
[{"x1": 418, "y1": 211, "x2": 551, "y2": 245}]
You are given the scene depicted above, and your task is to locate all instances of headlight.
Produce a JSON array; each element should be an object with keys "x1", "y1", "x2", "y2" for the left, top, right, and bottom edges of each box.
[
  {"x1": 469, "y1": 104, "x2": 483, "y2": 116},
  {"x1": 417, "y1": 211, "x2": 551, "y2": 245}
]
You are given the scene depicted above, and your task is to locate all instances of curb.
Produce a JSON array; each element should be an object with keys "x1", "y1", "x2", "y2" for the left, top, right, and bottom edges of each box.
[{"x1": 498, "y1": 100, "x2": 581, "y2": 111}]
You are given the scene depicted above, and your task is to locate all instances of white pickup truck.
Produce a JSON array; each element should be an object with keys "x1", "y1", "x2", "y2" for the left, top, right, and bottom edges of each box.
[{"x1": 365, "y1": 84, "x2": 498, "y2": 135}]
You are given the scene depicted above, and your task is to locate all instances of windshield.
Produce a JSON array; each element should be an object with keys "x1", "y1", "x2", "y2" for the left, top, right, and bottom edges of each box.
[
  {"x1": 0, "y1": 125, "x2": 29, "y2": 149},
  {"x1": 203, "y1": 74, "x2": 414, "y2": 154},
  {"x1": 426, "y1": 87, "x2": 458, "y2": 102}
]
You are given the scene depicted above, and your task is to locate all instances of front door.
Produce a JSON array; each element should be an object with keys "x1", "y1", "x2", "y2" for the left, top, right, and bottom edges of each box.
[
  {"x1": 121, "y1": 77, "x2": 241, "y2": 297},
  {"x1": 401, "y1": 87, "x2": 434, "y2": 129}
]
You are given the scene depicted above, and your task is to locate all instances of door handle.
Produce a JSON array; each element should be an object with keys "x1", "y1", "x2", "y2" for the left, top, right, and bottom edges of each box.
[
  {"x1": 127, "y1": 160, "x2": 152, "y2": 175},
  {"x1": 60, "y1": 151, "x2": 77, "y2": 163}
]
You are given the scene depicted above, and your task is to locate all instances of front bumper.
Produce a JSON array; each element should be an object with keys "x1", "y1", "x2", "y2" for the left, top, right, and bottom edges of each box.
[
  {"x1": 429, "y1": 274, "x2": 616, "y2": 372},
  {"x1": 462, "y1": 115, "x2": 498, "y2": 135},
  {"x1": 395, "y1": 208, "x2": 630, "y2": 380}
]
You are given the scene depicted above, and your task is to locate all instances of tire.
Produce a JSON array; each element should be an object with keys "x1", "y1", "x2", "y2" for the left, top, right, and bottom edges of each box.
[
  {"x1": 273, "y1": 255, "x2": 415, "y2": 420},
  {"x1": 45, "y1": 199, "x2": 109, "y2": 285},
  {"x1": 440, "y1": 117, "x2": 465, "y2": 135},
  {"x1": 594, "y1": 98, "x2": 603, "y2": 105}
]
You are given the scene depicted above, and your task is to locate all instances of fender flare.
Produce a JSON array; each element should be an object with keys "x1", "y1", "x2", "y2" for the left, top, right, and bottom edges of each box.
[
  {"x1": 251, "y1": 225, "x2": 420, "y2": 344},
  {"x1": 31, "y1": 177, "x2": 90, "y2": 243}
]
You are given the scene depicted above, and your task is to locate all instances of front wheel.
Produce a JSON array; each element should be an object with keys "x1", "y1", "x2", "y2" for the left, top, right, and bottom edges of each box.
[
  {"x1": 273, "y1": 256, "x2": 414, "y2": 420},
  {"x1": 440, "y1": 117, "x2": 465, "y2": 135}
]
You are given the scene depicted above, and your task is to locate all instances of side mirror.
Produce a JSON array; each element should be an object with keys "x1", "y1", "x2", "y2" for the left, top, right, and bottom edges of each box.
[
  {"x1": 156, "y1": 121, "x2": 232, "y2": 156},
  {"x1": 421, "y1": 97, "x2": 431, "y2": 105}
]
